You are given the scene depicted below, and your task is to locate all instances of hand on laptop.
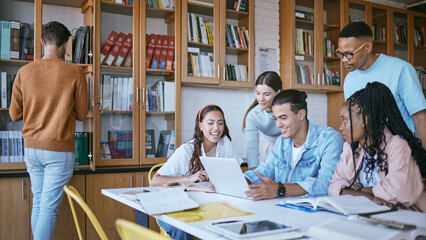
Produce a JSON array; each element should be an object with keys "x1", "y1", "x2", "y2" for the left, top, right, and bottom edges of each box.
[
  {"x1": 189, "y1": 170, "x2": 209, "y2": 183},
  {"x1": 244, "y1": 173, "x2": 279, "y2": 201}
]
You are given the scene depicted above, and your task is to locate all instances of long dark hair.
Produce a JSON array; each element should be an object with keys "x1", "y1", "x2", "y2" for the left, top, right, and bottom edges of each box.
[
  {"x1": 344, "y1": 82, "x2": 426, "y2": 189},
  {"x1": 187, "y1": 105, "x2": 231, "y2": 175},
  {"x1": 242, "y1": 71, "x2": 282, "y2": 130}
]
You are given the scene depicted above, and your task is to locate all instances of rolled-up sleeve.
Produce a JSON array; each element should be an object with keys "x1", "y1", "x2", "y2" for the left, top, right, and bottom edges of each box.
[{"x1": 244, "y1": 141, "x2": 280, "y2": 183}]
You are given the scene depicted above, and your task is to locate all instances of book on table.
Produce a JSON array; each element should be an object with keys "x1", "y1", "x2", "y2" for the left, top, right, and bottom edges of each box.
[
  {"x1": 136, "y1": 188, "x2": 199, "y2": 215},
  {"x1": 164, "y1": 181, "x2": 214, "y2": 193},
  {"x1": 281, "y1": 195, "x2": 390, "y2": 215}
]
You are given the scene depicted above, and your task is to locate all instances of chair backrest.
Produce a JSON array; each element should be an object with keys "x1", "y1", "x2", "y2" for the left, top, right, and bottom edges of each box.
[
  {"x1": 63, "y1": 185, "x2": 109, "y2": 240},
  {"x1": 148, "y1": 163, "x2": 165, "y2": 185},
  {"x1": 115, "y1": 218, "x2": 169, "y2": 240}
]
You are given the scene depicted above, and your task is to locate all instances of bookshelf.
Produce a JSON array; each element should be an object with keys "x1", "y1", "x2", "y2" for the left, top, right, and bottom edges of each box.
[
  {"x1": 181, "y1": 0, "x2": 254, "y2": 88},
  {"x1": 411, "y1": 13, "x2": 426, "y2": 92},
  {"x1": 280, "y1": 0, "x2": 344, "y2": 93},
  {"x1": 392, "y1": 10, "x2": 409, "y2": 61}
]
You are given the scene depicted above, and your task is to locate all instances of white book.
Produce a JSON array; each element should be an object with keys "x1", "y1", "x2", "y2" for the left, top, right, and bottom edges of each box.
[
  {"x1": 112, "y1": 77, "x2": 119, "y2": 111},
  {"x1": 282, "y1": 195, "x2": 390, "y2": 215},
  {"x1": 121, "y1": 77, "x2": 128, "y2": 111},
  {"x1": 307, "y1": 217, "x2": 412, "y2": 240},
  {"x1": 198, "y1": 16, "x2": 208, "y2": 44},
  {"x1": 116, "y1": 77, "x2": 123, "y2": 111},
  {"x1": 166, "y1": 130, "x2": 175, "y2": 157},
  {"x1": 127, "y1": 77, "x2": 133, "y2": 111},
  {"x1": 163, "y1": 81, "x2": 175, "y2": 112},
  {"x1": 102, "y1": 75, "x2": 112, "y2": 110},
  {"x1": 136, "y1": 188, "x2": 199, "y2": 215},
  {"x1": 191, "y1": 13, "x2": 199, "y2": 43},
  {"x1": 1, "y1": 72, "x2": 7, "y2": 108},
  {"x1": 0, "y1": 131, "x2": 8, "y2": 163}
]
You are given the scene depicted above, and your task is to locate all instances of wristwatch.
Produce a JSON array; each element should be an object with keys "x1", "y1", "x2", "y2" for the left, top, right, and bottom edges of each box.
[{"x1": 277, "y1": 182, "x2": 286, "y2": 197}]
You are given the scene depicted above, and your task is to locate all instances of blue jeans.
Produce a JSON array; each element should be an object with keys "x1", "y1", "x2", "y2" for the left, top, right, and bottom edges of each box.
[
  {"x1": 25, "y1": 148, "x2": 74, "y2": 240},
  {"x1": 158, "y1": 219, "x2": 193, "y2": 240}
]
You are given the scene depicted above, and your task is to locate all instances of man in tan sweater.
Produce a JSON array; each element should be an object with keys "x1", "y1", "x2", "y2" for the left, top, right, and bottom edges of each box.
[{"x1": 9, "y1": 21, "x2": 88, "y2": 240}]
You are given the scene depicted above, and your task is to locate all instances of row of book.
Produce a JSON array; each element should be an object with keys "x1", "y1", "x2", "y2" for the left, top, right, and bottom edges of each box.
[
  {"x1": 100, "y1": 31, "x2": 133, "y2": 67},
  {"x1": 146, "y1": 0, "x2": 175, "y2": 9},
  {"x1": 323, "y1": 68, "x2": 340, "y2": 86},
  {"x1": 394, "y1": 23, "x2": 408, "y2": 45},
  {"x1": 225, "y1": 24, "x2": 249, "y2": 49},
  {"x1": 295, "y1": 10, "x2": 314, "y2": 21},
  {"x1": 108, "y1": 130, "x2": 133, "y2": 159},
  {"x1": 146, "y1": 33, "x2": 175, "y2": 70},
  {"x1": 295, "y1": 64, "x2": 314, "y2": 85},
  {"x1": 74, "y1": 132, "x2": 91, "y2": 166},
  {"x1": 187, "y1": 47, "x2": 213, "y2": 77},
  {"x1": 414, "y1": 27, "x2": 425, "y2": 47},
  {"x1": 0, "y1": 20, "x2": 34, "y2": 60},
  {"x1": 0, "y1": 72, "x2": 15, "y2": 108},
  {"x1": 147, "y1": 78, "x2": 175, "y2": 112},
  {"x1": 224, "y1": 64, "x2": 248, "y2": 81},
  {"x1": 372, "y1": 24, "x2": 386, "y2": 42},
  {"x1": 101, "y1": 74, "x2": 133, "y2": 111},
  {"x1": 146, "y1": 129, "x2": 175, "y2": 158},
  {"x1": 295, "y1": 28, "x2": 314, "y2": 56},
  {"x1": 67, "y1": 26, "x2": 93, "y2": 64},
  {"x1": 323, "y1": 38, "x2": 335, "y2": 57},
  {"x1": 0, "y1": 131, "x2": 24, "y2": 163},
  {"x1": 187, "y1": 13, "x2": 214, "y2": 45},
  {"x1": 226, "y1": 0, "x2": 249, "y2": 12}
]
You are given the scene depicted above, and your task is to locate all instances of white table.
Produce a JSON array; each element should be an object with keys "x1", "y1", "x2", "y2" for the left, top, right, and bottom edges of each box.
[{"x1": 102, "y1": 187, "x2": 346, "y2": 239}]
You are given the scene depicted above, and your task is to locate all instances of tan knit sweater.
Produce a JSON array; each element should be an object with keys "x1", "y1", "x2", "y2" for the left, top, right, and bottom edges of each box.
[{"x1": 9, "y1": 58, "x2": 88, "y2": 152}]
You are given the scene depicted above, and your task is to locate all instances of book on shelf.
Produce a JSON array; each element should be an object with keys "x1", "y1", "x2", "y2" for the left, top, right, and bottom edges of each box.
[
  {"x1": 295, "y1": 10, "x2": 314, "y2": 21},
  {"x1": 188, "y1": 0, "x2": 213, "y2": 7},
  {"x1": 19, "y1": 22, "x2": 31, "y2": 60},
  {"x1": 74, "y1": 132, "x2": 90, "y2": 166},
  {"x1": 145, "y1": 129, "x2": 156, "y2": 158},
  {"x1": 146, "y1": 33, "x2": 157, "y2": 68},
  {"x1": 0, "y1": 131, "x2": 24, "y2": 163},
  {"x1": 137, "y1": 188, "x2": 199, "y2": 215},
  {"x1": 150, "y1": 34, "x2": 163, "y2": 69},
  {"x1": 65, "y1": 35, "x2": 73, "y2": 62},
  {"x1": 113, "y1": 33, "x2": 132, "y2": 66},
  {"x1": 1, "y1": 72, "x2": 7, "y2": 108},
  {"x1": 159, "y1": 34, "x2": 168, "y2": 70},
  {"x1": 164, "y1": 181, "x2": 214, "y2": 193},
  {"x1": 307, "y1": 217, "x2": 425, "y2": 240},
  {"x1": 155, "y1": 130, "x2": 174, "y2": 157},
  {"x1": 10, "y1": 20, "x2": 20, "y2": 59},
  {"x1": 108, "y1": 130, "x2": 132, "y2": 159},
  {"x1": 104, "y1": 32, "x2": 127, "y2": 65},
  {"x1": 100, "y1": 30, "x2": 119, "y2": 64},
  {"x1": 0, "y1": 20, "x2": 11, "y2": 59},
  {"x1": 72, "y1": 26, "x2": 87, "y2": 64},
  {"x1": 166, "y1": 129, "x2": 175, "y2": 157},
  {"x1": 100, "y1": 141, "x2": 111, "y2": 159},
  {"x1": 166, "y1": 35, "x2": 174, "y2": 71},
  {"x1": 122, "y1": 46, "x2": 133, "y2": 67},
  {"x1": 127, "y1": 77, "x2": 133, "y2": 111},
  {"x1": 163, "y1": 80, "x2": 175, "y2": 111},
  {"x1": 101, "y1": 74, "x2": 113, "y2": 110},
  {"x1": 282, "y1": 195, "x2": 390, "y2": 216}
]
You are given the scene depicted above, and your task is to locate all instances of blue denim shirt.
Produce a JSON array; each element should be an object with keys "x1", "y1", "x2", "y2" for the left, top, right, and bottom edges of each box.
[{"x1": 244, "y1": 121, "x2": 343, "y2": 197}]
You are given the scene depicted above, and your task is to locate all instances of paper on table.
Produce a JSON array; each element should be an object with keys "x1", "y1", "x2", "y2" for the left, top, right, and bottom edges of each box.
[{"x1": 165, "y1": 202, "x2": 253, "y2": 223}]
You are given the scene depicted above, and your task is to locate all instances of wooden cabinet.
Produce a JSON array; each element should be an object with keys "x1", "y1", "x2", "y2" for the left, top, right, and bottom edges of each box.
[
  {"x1": 0, "y1": 177, "x2": 30, "y2": 240},
  {"x1": 411, "y1": 13, "x2": 426, "y2": 92},
  {"x1": 181, "y1": 0, "x2": 254, "y2": 88},
  {"x1": 140, "y1": 1, "x2": 182, "y2": 165},
  {"x1": 280, "y1": 0, "x2": 344, "y2": 93}
]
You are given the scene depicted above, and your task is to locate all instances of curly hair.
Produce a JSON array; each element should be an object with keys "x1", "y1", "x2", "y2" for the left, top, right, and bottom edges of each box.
[
  {"x1": 345, "y1": 82, "x2": 426, "y2": 188},
  {"x1": 187, "y1": 105, "x2": 231, "y2": 175}
]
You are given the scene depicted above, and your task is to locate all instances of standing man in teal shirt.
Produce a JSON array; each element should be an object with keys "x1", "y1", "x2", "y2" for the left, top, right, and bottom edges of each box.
[{"x1": 337, "y1": 21, "x2": 426, "y2": 148}]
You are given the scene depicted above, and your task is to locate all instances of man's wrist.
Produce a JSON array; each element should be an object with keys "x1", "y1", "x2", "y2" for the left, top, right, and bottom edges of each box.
[{"x1": 277, "y1": 182, "x2": 286, "y2": 197}]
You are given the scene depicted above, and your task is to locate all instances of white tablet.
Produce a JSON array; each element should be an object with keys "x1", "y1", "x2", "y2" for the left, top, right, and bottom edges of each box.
[{"x1": 205, "y1": 220, "x2": 297, "y2": 239}]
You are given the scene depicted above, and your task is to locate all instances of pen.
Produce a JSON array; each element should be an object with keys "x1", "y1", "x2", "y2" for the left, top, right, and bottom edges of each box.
[{"x1": 212, "y1": 220, "x2": 241, "y2": 225}]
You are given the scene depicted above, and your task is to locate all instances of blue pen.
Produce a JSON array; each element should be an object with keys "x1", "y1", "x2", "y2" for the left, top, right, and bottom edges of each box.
[{"x1": 277, "y1": 203, "x2": 323, "y2": 212}]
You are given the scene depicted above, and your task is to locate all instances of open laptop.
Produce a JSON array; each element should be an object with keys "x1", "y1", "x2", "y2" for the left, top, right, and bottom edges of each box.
[{"x1": 200, "y1": 157, "x2": 250, "y2": 199}]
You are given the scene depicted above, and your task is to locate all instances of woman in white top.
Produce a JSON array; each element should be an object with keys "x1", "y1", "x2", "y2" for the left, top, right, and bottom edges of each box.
[
  {"x1": 151, "y1": 104, "x2": 242, "y2": 186},
  {"x1": 243, "y1": 71, "x2": 282, "y2": 170}
]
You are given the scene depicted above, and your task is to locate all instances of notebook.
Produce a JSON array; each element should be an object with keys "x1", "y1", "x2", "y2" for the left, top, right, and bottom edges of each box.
[{"x1": 200, "y1": 157, "x2": 250, "y2": 199}]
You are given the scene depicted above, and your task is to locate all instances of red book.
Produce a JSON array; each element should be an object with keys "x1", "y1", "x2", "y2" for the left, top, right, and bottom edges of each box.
[
  {"x1": 103, "y1": 32, "x2": 126, "y2": 65},
  {"x1": 123, "y1": 46, "x2": 133, "y2": 67},
  {"x1": 150, "y1": 35, "x2": 163, "y2": 69},
  {"x1": 113, "y1": 33, "x2": 132, "y2": 66},
  {"x1": 159, "y1": 35, "x2": 168, "y2": 70},
  {"x1": 100, "y1": 30, "x2": 119, "y2": 64},
  {"x1": 146, "y1": 34, "x2": 157, "y2": 68},
  {"x1": 146, "y1": 34, "x2": 150, "y2": 51},
  {"x1": 166, "y1": 35, "x2": 174, "y2": 71}
]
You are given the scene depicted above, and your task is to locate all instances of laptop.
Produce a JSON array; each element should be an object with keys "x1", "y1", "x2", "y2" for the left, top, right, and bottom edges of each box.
[{"x1": 200, "y1": 157, "x2": 250, "y2": 199}]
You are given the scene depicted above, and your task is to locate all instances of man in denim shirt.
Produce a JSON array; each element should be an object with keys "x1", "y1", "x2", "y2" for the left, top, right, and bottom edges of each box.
[{"x1": 244, "y1": 90, "x2": 343, "y2": 200}]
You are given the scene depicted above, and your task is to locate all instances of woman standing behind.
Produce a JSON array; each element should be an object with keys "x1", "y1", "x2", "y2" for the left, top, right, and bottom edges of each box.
[
  {"x1": 329, "y1": 82, "x2": 426, "y2": 212},
  {"x1": 243, "y1": 71, "x2": 282, "y2": 170}
]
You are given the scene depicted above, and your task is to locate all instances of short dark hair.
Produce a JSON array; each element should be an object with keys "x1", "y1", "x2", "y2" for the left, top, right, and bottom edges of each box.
[
  {"x1": 42, "y1": 21, "x2": 71, "y2": 47},
  {"x1": 272, "y1": 89, "x2": 308, "y2": 116},
  {"x1": 339, "y1": 21, "x2": 372, "y2": 38}
]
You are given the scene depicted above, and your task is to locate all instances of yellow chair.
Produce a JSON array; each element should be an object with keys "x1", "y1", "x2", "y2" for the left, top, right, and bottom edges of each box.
[
  {"x1": 115, "y1": 218, "x2": 170, "y2": 240},
  {"x1": 148, "y1": 162, "x2": 165, "y2": 186},
  {"x1": 63, "y1": 185, "x2": 109, "y2": 240}
]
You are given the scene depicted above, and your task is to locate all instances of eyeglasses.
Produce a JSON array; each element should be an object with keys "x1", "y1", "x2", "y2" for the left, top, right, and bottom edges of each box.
[{"x1": 335, "y1": 42, "x2": 368, "y2": 59}]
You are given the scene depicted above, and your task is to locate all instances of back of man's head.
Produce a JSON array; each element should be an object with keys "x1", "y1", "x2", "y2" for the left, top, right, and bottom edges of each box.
[
  {"x1": 42, "y1": 21, "x2": 71, "y2": 47},
  {"x1": 339, "y1": 21, "x2": 372, "y2": 38}
]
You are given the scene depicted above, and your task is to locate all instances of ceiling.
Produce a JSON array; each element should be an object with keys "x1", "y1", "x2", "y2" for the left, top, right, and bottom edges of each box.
[{"x1": 392, "y1": 0, "x2": 426, "y2": 13}]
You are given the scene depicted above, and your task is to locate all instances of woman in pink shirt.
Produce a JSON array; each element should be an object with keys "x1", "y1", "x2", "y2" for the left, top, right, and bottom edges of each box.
[{"x1": 329, "y1": 82, "x2": 426, "y2": 212}]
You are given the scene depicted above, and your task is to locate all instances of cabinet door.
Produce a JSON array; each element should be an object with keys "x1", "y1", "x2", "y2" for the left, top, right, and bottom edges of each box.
[
  {"x1": 219, "y1": 0, "x2": 254, "y2": 88},
  {"x1": 182, "y1": 0, "x2": 220, "y2": 85},
  {"x1": 52, "y1": 174, "x2": 86, "y2": 240},
  {"x1": 0, "y1": 177, "x2": 30, "y2": 240},
  {"x1": 142, "y1": 0, "x2": 181, "y2": 165},
  {"x1": 86, "y1": 172, "x2": 137, "y2": 239},
  {"x1": 94, "y1": 0, "x2": 140, "y2": 167}
]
